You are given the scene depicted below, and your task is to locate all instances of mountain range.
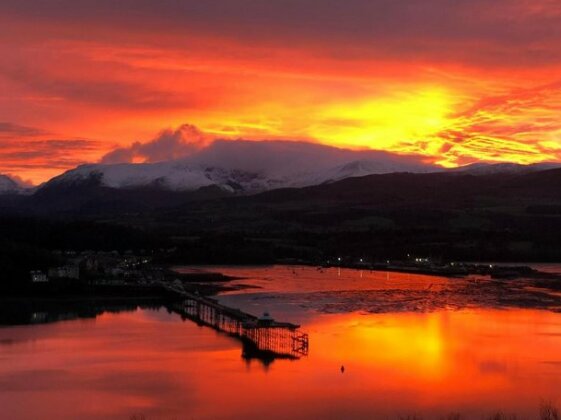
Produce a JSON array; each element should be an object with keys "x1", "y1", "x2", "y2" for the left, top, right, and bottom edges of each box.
[
  {"x1": 38, "y1": 140, "x2": 438, "y2": 194},
  {"x1": 3, "y1": 140, "x2": 561, "y2": 198},
  {"x1": 3, "y1": 141, "x2": 561, "y2": 262}
]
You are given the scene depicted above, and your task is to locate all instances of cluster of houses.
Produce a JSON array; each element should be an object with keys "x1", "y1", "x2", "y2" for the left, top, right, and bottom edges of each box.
[
  {"x1": 30, "y1": 250, "x2": 160, "y2": 284},
  {"x1": 30, "y1": 265, "x2": 80, "y2": 283}
]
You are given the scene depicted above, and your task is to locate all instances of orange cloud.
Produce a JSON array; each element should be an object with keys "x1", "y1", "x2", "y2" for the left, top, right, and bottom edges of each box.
[
  {"x1": 0, "y1": 1, "x2": 561, "y2": 183},
  {"x1": 101, "y1": 124, "x2": 210, "y2": 164}
]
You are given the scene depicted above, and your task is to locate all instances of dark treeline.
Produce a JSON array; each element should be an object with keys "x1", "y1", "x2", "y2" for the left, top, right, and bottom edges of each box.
[
  {"x1": 3, "y1": 208, "x2": 561, "y2": 293},
  {"x1": 0, "y1": 216, "x2": 162, "y2": 251}
]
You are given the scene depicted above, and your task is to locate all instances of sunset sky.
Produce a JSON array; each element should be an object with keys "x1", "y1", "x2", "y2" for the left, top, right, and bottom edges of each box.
[{"x1": 1, "y1": 0, "x2": 561, "y2": 184}]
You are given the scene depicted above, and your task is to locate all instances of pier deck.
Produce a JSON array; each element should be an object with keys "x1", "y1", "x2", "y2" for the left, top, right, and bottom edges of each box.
[{"x1": 164, "y1": 284, "x2": 309, "y2": 360}]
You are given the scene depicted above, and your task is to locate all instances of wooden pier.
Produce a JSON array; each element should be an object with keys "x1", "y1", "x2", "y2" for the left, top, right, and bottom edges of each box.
[{"x1": 164, "y1": 284, "x2": 309, "y2": 360}]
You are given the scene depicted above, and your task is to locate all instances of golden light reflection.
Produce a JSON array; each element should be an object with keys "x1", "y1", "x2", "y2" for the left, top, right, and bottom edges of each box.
[
  {"x1": 318, "y1": 313, "x2": 447, "y2": 377},
  {"x1": 301, "y1": 308, "x2": 561, "y2": 414}
]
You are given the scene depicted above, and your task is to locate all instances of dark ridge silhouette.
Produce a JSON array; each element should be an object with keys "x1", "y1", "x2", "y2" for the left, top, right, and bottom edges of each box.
[{"x1": 2, "y1": 169, "x2": 561, "y2": 271}]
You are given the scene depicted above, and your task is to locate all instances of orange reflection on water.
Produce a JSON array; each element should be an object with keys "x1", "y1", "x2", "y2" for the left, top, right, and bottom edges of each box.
[{"x1": 2, "y1": 266, "x2": 561, "y2": 419}]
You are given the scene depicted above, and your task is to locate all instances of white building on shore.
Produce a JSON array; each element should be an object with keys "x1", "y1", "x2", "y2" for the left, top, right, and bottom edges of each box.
[{"x1": 30, "y1": 271, "x2": 48, "y2": 283}]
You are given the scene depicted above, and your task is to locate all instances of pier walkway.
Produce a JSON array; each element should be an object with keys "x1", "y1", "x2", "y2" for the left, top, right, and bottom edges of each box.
[{"x1": 163, "y1": 284, "x2": 309, "y2": 360}]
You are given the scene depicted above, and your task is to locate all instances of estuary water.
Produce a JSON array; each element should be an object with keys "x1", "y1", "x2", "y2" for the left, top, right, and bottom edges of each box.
[{"x1": 2, "y1": 265, "x2": 561, "y2": 419}]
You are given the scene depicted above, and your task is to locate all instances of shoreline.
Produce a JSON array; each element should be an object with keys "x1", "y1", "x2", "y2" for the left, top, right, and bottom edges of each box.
[
  {"x1": 315, "y1": 261, "x2": 561, "y2": 281},
  {"x1": 5, "y1": 260, "x2": 561, "y2": 304}
]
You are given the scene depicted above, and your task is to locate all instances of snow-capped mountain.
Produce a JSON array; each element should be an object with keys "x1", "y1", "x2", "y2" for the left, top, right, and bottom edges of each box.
[
  {"x1": 45, "y1": 161, "x2": 285, "y2": 193},
  {"x1": 41, "y1": 140, "x2": 441, "y2": 193},
  {"x1": 0, "y1": 174, "x2": 24, "y2": 194},
  {"x1": 36, "y1": 140, "x2": 561, "y2": 196}
]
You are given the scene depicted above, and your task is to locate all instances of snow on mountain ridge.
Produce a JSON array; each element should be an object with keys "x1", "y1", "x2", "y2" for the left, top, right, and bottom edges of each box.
[
  {"x1": 44, "y1": 140, "x2": 441, "y2": 193},
  {"x1": 41, "y1": 141, "x2": 561, "y2": 194},
  {"x1": 46, "y1": 161, "x2": 292, "y2": 193}
]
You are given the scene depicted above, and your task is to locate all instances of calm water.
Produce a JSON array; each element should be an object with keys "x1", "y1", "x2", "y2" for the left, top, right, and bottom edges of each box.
[{"x1": 2, "y1": 265, "x2": 561, "y2": 419}]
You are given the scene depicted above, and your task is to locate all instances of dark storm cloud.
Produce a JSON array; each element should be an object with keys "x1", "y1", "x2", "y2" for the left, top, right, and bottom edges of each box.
[{"x1": 1, "y1": 0, "x2": 560, "y2": 66}]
